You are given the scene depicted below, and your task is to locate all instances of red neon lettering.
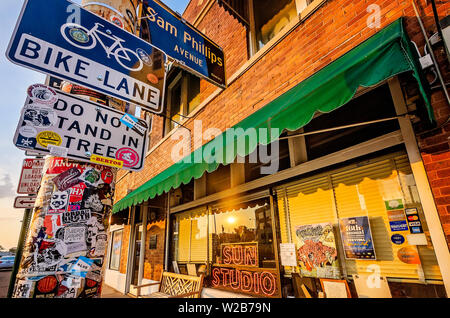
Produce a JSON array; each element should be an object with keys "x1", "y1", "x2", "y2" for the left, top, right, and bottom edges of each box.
[
  {"x1": 212, "y1": 268, "x2": 220, "y2": 287},
  {"x1": 241, "y1": 271, "x2": 253, "y2": 292},
  {"x1": 230, "y1": 269, "x2": 241, "y2": 290},
  {"x1": 220, "y1": 268, "x2": 231, "y2": 286},
  {"x1": 260, "y1": 272, "x2": 276, "y2": 296},
  {"x1": 223, "y1": 246, "x2": 232, "y2": 264},
  {"x1": 245, "y1": 246, "x2": 257, "y2": 266},
  {"x1": 232, "y1": 246, "x2": 243, "y2": 265}
]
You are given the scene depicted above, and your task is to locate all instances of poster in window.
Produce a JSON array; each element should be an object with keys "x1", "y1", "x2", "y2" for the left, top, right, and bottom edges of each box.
[
  {"x1": 294, "y1": 223, "x2": 340, "y2": 279},
  {"x1": 109, "y1": 230, "x2": 123, "y2": 271},
  {"x1": 339, "y1": 216, "x2": 376, "y2": 260}
]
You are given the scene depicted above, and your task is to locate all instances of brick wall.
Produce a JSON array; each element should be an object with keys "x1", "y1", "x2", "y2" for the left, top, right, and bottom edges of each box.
[{"x1": 115, "y1": 0, "x2": 450, "y2": 246}]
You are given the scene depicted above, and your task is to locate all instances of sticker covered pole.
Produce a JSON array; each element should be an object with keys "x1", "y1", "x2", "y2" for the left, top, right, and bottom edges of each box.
[
  {"x1": 12, "y1": 157, "x2": 115, "y2": 298},
  {"x1": 10, "y1": 0, "x2": 139, "y2": 298}
]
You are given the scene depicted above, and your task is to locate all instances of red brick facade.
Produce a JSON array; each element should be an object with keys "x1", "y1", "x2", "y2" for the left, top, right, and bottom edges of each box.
[{"x1": 115, "y1": 0, "x2": 450, "y2": 250}]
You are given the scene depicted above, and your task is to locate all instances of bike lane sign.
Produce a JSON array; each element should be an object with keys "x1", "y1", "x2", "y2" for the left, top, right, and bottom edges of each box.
[{"x1": 6, "y1": 0, "x2": 167, "y2": 114}]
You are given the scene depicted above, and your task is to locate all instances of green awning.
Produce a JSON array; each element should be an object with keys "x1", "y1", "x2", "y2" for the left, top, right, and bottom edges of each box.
[{"x1": 113, "y1": 18, "x2": 432, "y2": 213}]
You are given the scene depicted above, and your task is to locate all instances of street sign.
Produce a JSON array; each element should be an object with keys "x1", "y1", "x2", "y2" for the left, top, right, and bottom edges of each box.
[
  {"x1": 13, "y1": 84, "x2": 148, "y2": 172},
  {"x1": 141, "y1": 0, "x2": 226, "y2": 88},
  {"x1": 17, "y1": 158, "x2": 45, "y2": 194},
  {"x1": 14, "y1": 196, "x2": 37, "y2": 209},
  {"x1": 6, "y1": 0, "x2": 167, "y2": 113}
]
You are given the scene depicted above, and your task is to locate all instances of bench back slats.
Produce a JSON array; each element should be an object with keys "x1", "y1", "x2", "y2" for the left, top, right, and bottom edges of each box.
[{"x1": 159, "y1": 272, "x2": 203, "y2": 298}]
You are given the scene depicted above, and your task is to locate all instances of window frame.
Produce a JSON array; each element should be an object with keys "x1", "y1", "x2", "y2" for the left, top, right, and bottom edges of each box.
[{"x1": 109, "y1": 229, "x2": 124, "y2": 271}]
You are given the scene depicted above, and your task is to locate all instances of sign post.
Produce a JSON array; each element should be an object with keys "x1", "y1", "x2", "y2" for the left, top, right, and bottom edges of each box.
[
  {"x1": 6, "y1": 0, "x2": 167, "y2": 114},
  {"x1": 8, "y1": 0, "x2": 143, "y2": 299}
]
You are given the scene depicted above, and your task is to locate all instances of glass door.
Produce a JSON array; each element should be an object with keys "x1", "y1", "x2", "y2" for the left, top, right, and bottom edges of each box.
[{"x1": 131, "y1": 224, "x2": 143, "y2": 286}]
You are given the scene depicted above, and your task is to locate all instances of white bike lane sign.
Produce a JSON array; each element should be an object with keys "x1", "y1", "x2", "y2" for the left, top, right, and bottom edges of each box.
[{"x1": 6, "y1": 0, "x2": 167, "y2": 114}]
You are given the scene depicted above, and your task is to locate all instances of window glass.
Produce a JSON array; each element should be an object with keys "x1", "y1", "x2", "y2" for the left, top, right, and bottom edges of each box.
[
  {"x1": 109, "y1": 230, "x2": 123, "y2": 271},
  {"x1": 188, "y1": 73, "x2": 201, "y2": 114},
  {"x1": 253, "y1": 0, "x2": 296, "y2": 51},
  {"x1": 168, "y1": 80, "x2": 183, "y2": 132},
  {"x1": 209, "y1": 198, "x2": 276, "y2": 268}
]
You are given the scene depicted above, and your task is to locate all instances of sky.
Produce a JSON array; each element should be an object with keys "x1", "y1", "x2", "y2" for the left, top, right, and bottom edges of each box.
[{"x1": 0, "y1": 0, "x2": 189, "y2": 250}]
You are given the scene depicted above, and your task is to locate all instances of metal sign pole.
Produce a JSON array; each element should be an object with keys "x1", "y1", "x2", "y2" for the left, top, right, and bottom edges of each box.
[{"x1": 7, "y1": 208, "x2": 32, "y2": 298}]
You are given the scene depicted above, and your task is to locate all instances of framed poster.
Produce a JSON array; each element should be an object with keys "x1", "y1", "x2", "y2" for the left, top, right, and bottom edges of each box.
[
  {"x1": 109, "y1": 230, "x2": 123, "y2": 271},
  {"x1": 295, "y1": 223, "x2": 340, "y2": 279},
  {"x1": 339, "y1": 216, "x2": 376, "y2": 260},
  {"x1": 320, "y1": 279, "x2": 351, "y2": 298}
]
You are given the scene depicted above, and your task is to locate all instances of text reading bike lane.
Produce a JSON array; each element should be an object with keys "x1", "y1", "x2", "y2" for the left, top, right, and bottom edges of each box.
[{"x1": 6, "y1": 0, "x2": 167, "y2": 114}]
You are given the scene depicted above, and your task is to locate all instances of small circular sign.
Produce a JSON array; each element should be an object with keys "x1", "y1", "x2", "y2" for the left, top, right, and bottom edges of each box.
[
  {"x1": 398, "y1": 246, "x2": 421, "y2": 264},
  {"x1": 27, "y1": 84, "x2": 58, "y2": 105},
  {"x1": 391, "y1": 234, "x2": 405, "y2": 245},
  {"x1": 37, "y1": 131, "x2": 62, "y2": 148},
  {"x1": 116, "y1": 148, "x2": 139, "y2": 168}
]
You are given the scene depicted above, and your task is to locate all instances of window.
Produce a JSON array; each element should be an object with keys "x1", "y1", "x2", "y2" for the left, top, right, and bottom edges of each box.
[
  {"x1": 164, "y1": 69, "x2": 201, "y2": 136},
  {"x1": 304, "y1": 85, "x2": 400, "y2": 160},
  {"x1": 170, "y1": 207, "x2": 209, "y2": 267},
  {"x1": 210, "y1": 198, "x2": 276, "y2": 269},
  {"x1": 109, "y1": 229, "x2": 123, "y2": 271},
  {"x1": 250, "y1": 0, "x2": 297, "y2": 52}
]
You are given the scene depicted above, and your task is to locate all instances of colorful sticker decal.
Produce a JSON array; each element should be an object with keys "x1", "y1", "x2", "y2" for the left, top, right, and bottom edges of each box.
[
  {"x1": 295, "y1": 223, "x2": 340, "y2": 279},
  {"x1": 391, "y1": 234, "x2": 405, "y2": 245},
  {"x1": 52, "y1": 167, "x2": 82, "y2": 191},
  {"x1": 23, "y1": 104, "x2": 57, "y2": 128},
  {"x1": 116, "y1": 147, "x2": 139, "y2": 168},
  {"x1": 79, "y1": 168, "x2": 102, "y2": 188},
  {"x1": 404, "y1": 208, "x2": 424, "y2": 234},
  {"x1": 397, "y1": 246, "x2": 421, "y2": 264},
  {"x1": 101, "y1": 170, "x2": 114, "y2": 184},
  {"x1": 36, "y1": 131, "x2": 62, "y2": 148},
  {"x1": 44, "y1": 214, "x2": 62, "y2": 238},
  {"x1": 90, "y1": 154, "x2": 123, "y2": 169},
  {"x1": 389, "y1": 220, "x2": 409, "y2": 232},
  {"x1": 62, "y1": 209, "x2": 92, "y2": 225},
  {"x1": 339, "y1": 216, "x2": 376, "y2": 260},
  {"x1": 27, "y1": 84, "x2": 58, "y2": 105},
  {"x1": 69, "y1": 183, "x2": 87, "y2": 203},
  {"x1": 35, "y1": 275, "x2": 58, "y2": 298},
  {"x1": 48, "y1": 190, "x2": 70, "y2": 214},
  {"x1": 385, "y1": 199, "x2": 404, "y2": 211},
  {"x1": 12, "y1": 280, "x2": 34, "y2": 298},
  {"x1": 69, "y1": 256, "x2": 94, "y2": 278}
]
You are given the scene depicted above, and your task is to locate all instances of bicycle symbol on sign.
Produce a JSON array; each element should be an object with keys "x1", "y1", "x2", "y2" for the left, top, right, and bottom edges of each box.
[{"x1": 60, "y1": 22, "x2": 150, "y2": 72}]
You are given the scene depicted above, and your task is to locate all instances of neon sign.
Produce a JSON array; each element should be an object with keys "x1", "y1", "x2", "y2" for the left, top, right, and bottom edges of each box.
[
  {"x1": 211, "y1": 267, "x2": 279, "y2": 297},
  {"x1": 221, "y1": 243, "x2": 259, "y2": 267}
]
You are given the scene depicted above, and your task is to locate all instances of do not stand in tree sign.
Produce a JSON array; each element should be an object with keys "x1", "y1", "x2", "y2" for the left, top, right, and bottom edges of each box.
[{"x1": 13, "y1": 84, "x2": 148, "y2": 172}]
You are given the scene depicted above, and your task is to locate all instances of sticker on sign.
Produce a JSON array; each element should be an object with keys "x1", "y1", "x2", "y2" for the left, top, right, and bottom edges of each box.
[
  {"x1": 6, "y1": 0, "x2": 167, "y2": 113},
  {"x1": 13, "y1": 85, "x2": 148, "y2": 172}
]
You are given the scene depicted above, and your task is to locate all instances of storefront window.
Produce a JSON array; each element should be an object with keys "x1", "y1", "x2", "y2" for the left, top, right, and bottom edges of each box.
[
  {"x1": 276, "y1": 151, "x2": 446, "y2": 298},
  {"x1": 109, "y1": 229, "x2": 123, "y2": 271},
  {"x1": 252, "y1": 0, "x2": 297, "y2": 51},
  {"x1": 209, "y1": 198, "x2": 275, "y2": 268},
  {"x1": 170, "y1": 207, "x2": 209, "y2": 269}
]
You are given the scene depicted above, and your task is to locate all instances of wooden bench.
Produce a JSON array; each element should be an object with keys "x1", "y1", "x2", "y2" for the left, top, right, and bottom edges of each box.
[{"x1": 135, "y1": 272, "x2": 204, "y2": 298}]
